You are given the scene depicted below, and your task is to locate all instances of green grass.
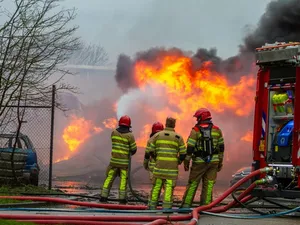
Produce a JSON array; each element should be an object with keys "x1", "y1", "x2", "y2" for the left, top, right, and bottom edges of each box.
[{"x1": 0, "y1": 185, "x2": 62, "y2": 204}]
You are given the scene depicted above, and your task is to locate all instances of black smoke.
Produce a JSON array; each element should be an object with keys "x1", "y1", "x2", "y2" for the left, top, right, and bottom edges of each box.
[
  {"x1": 115, "y1": 0, "x2": 300, "y2": 92},
  {"x1": 115, "y1": 54, "x2": 136, "y2": 92},
  {"x1": 243, "y1": 0, "x2": 300, "y2": 52}
]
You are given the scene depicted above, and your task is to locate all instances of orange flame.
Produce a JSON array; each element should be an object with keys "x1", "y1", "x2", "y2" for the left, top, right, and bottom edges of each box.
[
  {"x1": 132, "y1": 55, "x2": 256, "y2": 148},
  {"x1": 103, "y1": 118, "x2": 118, "y2": 129},
  {"x1": 136, "y1": 124, "x2": 152, "y2": 147},
  {"x1": 241, "y1": 130, "x2": 253, "y2": 142},
  {"x1": 54, "y1": 156, "x2": 70, "y2": 163},
  {"x1": 62, "y1": 115, "x2": 103, "y2": 153},
  {"x1": 135, "y1": 56, "x2": 255, "y2": 117}
]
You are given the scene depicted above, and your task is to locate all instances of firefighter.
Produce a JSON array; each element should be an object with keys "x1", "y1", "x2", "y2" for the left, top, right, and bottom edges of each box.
[
  {"x1": 147, "y1": 117, "x2": 186, "y2": 210},
  {"x1": 100, "y1": 115, "x2": 137, "y2": 204},
  {"x1": 143, "y1": 122, "x2": 164, "y2": 181},
  {"x1": 181, "y1": 108, "x2": 224, "y2": 208}
]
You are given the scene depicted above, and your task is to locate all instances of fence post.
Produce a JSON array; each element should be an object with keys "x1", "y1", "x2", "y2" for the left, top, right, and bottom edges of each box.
[{"x1": 48, "y1": 85, "x2": 56, "y2": 190}]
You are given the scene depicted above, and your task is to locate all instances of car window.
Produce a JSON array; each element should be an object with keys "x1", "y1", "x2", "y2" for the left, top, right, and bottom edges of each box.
[
  {"x1": 0, "y1": 136, "x2": 28, "y2": 149},
  {"x1": 19, "y1": 138, "x2": 28, "y2": 149}
]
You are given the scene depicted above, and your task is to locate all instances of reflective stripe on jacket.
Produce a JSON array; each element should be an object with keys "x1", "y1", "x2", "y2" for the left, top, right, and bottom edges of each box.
[
  {"x1": 148, "y1": 127, "x2": 186, "y2": 180},
  {"x1": 109, "y1": 129, "x2": 137, "y2": 168},
  {"x1": 146, "y1": 136, "x2": 156, "y2": 172}
]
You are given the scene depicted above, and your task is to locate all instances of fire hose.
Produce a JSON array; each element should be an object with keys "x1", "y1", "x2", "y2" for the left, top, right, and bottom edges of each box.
[
  {"x1": 147, "y1": 167, "x2": 275, "y2": 225},
  {"x1": 0, "y1": 167, "x2": 280, "y2": 225},
  {"x1": 9, "y1": 205, "x2": 300, "y2": 225},
  {"x1": 127, "y1": 155, "x2": 148, "y2": 204}
]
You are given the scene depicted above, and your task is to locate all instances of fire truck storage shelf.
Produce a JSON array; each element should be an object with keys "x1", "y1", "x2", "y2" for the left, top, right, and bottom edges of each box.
[
  {"x1": 272, "y1": 115, "x2": 294, "y2": 120},
  {"x1": 255, "y1": 42, "x2": 300, "y2": 64}
]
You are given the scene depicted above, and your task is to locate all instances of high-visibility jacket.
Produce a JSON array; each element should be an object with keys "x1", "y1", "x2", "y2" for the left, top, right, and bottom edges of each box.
[
  {"x1": 186, "y1": 122, "x2": 224, "y2": 164},
  {"x1": 148, "y1": 127, "x2": 186, "y2": 180},
  {"x1": 272, "y1": 93, "x2": 289, "y2": 113},
  {"x1": 145, "y1": 136, "x2": 156, "y2": 172},
  {"x1": 109, "y1": 128, "x2": 137, "y2": 168}
]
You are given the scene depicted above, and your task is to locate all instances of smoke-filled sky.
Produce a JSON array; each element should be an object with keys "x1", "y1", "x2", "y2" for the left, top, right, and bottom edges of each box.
[{"x1": 58, "y1": 0, "x2": 273, "y2": 64}]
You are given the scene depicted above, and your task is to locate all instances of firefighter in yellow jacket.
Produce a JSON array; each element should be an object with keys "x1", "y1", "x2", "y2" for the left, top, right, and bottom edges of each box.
[
  {"x1": 100, "y1": 115, "x2": 137, "y2": 204},
  {"x1": 147, "y1": 117, "x2": 186, "y2": 210},
  {"x1": 181, "y1": 108, "x2": 224, "y2": 208},
  {"x1": 143, "y1": 122, "x2": 164, "y2": 181}
]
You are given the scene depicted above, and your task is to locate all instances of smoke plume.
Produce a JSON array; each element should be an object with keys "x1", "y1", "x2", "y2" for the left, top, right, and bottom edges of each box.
[
  {"x1": 115, "y1": 0, "x2": 300, "y2": 92},
  {"x1": 243, "y1": 0, "x2": 300, "y2": 52}
]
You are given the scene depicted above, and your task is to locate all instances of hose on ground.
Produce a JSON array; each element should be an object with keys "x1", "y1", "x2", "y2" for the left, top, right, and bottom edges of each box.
[
  {"x1": 0, "y1": 196, "x2": 147, "y2": 210},
  {"x1": 9, "y1": 206, "x2": 300, "y2": 225},
  {"x1": 8, "y1": 191, "x2": 211, "y2": 207},
  {"x1": 201, "y1": 205, "x2": 300, "y2": 219},
  {"x1": 231, "y1": 190, "x2": 267, "y2": 215},
  {"x1": 262, "y1": 197, "x2": 292, "y2": 209},
  {"x1": 17, "y1": 221, "x2": 142, "y2": 225},
  {"x1": 127, "y1": 155, "x2": 148, "y2": 204},
  {"x1": 0, "y1": 167, "x2": 275, "y2": 225},
  {"x1": 0, "y1": 207, "x2": 192, "y2": 214},
  {"x1": 0, "y1": 213, "x2": 192, "y2": 222}
]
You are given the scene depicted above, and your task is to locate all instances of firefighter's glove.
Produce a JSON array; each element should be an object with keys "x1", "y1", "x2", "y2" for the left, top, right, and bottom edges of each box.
[
  {"x1": 184, "y1": 160, "x2": 190, "y2": 171},
  {"x1": 143, "y1": 159, "x2": 149, "y2": 170},
  {"x1": 217, "y1": 163, "x2": 223, "y2": 172}
]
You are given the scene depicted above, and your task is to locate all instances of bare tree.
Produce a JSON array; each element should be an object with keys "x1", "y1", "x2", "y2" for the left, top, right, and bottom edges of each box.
[
  {"x1": 0, "y1": 0, "x2": 80, "y2": 117},
  {"x1": 68, "y1": 42, "x2": 109, "y2": 66},
  {"x1": 0, "y1": 0, "x2": 81, "y2": 185}
]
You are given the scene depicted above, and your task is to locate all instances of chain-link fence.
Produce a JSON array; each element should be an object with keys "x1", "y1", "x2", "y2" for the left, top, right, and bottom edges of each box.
[{"x1": 0, "y1": 86, "x2": 55, "y2": 189}]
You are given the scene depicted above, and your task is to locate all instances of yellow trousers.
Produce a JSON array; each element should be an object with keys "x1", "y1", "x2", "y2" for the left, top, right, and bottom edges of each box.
[
  {"x1": 100, "y1": 165, "x2": 128, "y2": 200},
  {"x1": 148, "y1": 178, "x2": 176, "y2": 209},
  {"x1": 181, "y1": 162, "x2": 218, "y2": 208}
]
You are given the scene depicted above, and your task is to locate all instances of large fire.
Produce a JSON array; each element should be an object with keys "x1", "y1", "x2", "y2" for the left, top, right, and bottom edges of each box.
[
  {"x1": 130, "y1": 55, "x2": 256, "y2": 146},
  {"x1": 57, "y1": 53, "x2": 256, "y2": 164},
  {"x1": 62, "y1": 115, "x2": 103, "y2": 155}
]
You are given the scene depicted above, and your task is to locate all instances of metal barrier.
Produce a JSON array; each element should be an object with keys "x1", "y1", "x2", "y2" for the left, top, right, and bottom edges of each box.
[{"x1": 0, "y1": 86, "x2": 56, "y2": 189}]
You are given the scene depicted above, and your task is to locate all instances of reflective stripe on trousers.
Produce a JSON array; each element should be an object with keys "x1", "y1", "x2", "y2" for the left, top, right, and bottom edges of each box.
[
  {"x1": 148, "y1": 178, "x2": 175, "y2": 209},
  {"x1": 100, "y1": 166, "x2": 128, "y2": 200},
  {"x1": 181, "y1": 162, "x2": 218, "y2": 208}
]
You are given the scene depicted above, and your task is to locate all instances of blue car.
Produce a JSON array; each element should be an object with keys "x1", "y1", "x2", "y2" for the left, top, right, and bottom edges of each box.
[{"x1": 0, "y1": 133, "x2": 39, "y2": 186}]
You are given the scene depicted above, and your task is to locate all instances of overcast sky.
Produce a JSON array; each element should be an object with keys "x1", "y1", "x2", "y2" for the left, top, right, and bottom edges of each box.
[{"x1": 3, "y1": 0, "x2": 273, "y2": 64}]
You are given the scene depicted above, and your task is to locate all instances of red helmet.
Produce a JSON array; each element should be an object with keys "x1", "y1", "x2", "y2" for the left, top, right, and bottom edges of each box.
[
  {"x1": 193, "y1": 108, "x2": 212, "y2": 121},
  {"x1": 119, "y1": 115, "x2": 131, "y2": 127},
  {"x1": 152, "y1": 122, "x2": 164, "y2": 134}
]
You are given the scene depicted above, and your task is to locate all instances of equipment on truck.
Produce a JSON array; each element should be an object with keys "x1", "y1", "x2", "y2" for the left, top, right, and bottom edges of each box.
[{"x1": 251, "y1": 41, "x2": 300, "y2": 199}]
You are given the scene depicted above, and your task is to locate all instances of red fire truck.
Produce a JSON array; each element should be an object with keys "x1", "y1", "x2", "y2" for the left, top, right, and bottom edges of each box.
[{"x1": 251, "y1": 42, "x2": 300, "y2": 198}]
